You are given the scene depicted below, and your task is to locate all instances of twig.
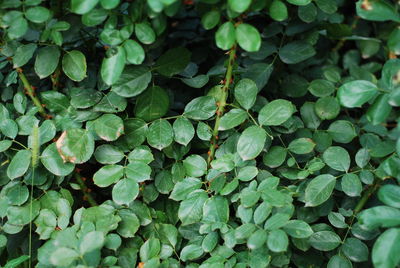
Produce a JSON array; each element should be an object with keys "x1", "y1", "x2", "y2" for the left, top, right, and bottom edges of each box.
[
  {"x1": 76, "y1": 173, "x2": 98, "y2": 207},
  {"x1": 17, "y1": 69, "x2": 48, "y2": 117},
  {"x1": 206, "y1": 44, "x2": 237, "y2": 166}
]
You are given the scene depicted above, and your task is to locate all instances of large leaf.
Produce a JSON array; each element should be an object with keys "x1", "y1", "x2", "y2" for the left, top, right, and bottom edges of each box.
[
  {"x1": 338, "y1": 80, "x2": 378, "y2": 108},
  {"x1": 372, "y1": 228, "x2": 400, "y2": 268},
  {"x1": 34, "y1": 46, "x2": 60, "y2": 79},
  {"x1": 258, "y1": 99, "x2": 295, "y2": 126},
  {"x1": 7, "y1": 150, "x2": 31, "y2": 179},
  {"x1": 112, "y1": 66, "x2": 151, "y2": 97},
  {"x1": 101, "y1": 46, "x2": 126, "y2": 86},
  {"x1": 56, "y1": 129, "x2": 95, "y2": 164},
  {"x1": 146, "y1": 119, "x2": 174, "y2": 150}
]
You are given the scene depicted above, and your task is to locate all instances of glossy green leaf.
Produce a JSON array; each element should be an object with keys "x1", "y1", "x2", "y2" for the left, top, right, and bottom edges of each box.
[
  {"x1": 258, "y1": 99, "x2": 295, "y2": 126},
  {"x1": 203, "y1": 196, "x2": 229, "y2": 223},
  {"x1": 173, "y1": 117, "x2": 195, "y2": 146},
  {"x1": 279, "y1": 41, "x2": 316, "y2": 64},
  {"x1": 378, "y1": 184, "x2": 400, "y2": 208},
  {"x1": 236, "y1": 23, "x2": 261, "y2": 52},
  {"x1": 112, "y1": 178, "x2": 139, "y2": 205},
  {"x1": 13, "y1": 44, "x2": 37, "y2": 68},
  {"x1": 71, "y1": 0, "x2": 99, "y2": 14},
  {"x1": 309, "y1": 231, "x2": 341, "y2": 251},
  {"x1": 269, "y1": 0, "x2": 288, "y2": 21},
  {"x1": 94, "y1": 114, "x2": 124, "y2": 141},
  {"x1": 41, "y1": 143, "x2": 75, "y2": 176},
  {"x1": 218, "y1": 109, "x2": 248, "y2": 131},
  {"x1": 228, "y1": 0, "x2": 251, "y2": 13},
  {"x1": 25, "y1": 6, "x2": 50, "y2": 23},
  {"x1": 215, "y1": 22, "x2": 235, "y2": 50},
  {"x1": 62, "y1": 50, "x2": 87, "y2": 82},
  {"x1": 101, "y1": 46, "x2": 126, "y2": 86},
  {"x1": 34, "y1": 46, "x2": 60, "y2": 79},
  {"x1": 56, "y1": 129, "x2": 94, "y2": 164},
  {"x1": 327, "y1": 255, "x2": 353, "y2": 268},
  {"x1": 234, "y1": 78, "x2": 258, "y2": 109},
  {"x1": 283, "y1": 220, "x2": 313, "y2": 238},
  {"x1": 288, "y1": 138, "x2": 315, "y2": 154},
  {"x1": 338, "y1": 80, "x2": 378, "y2": 108},
  {"x1": 356, "y1": 0, "x2": 400, "y2": 22},
  {"x1": 323, "y1": 146, "x2": 350, "y2": 172},
  {"x1": 123, "y1": 40, "x2": 145, "y2": 65},
  {"x1": 7, "y1": 150, "x2": 31, "y2": 179},
  {"x1": 147, "y1": 119, "x2": 174, "y2": 150},
  {"x1": 201, "y1": 10, "x2": 220, "y2": 30},
  {"x1": 237, "y1": 125, "x2": 267, "y2": 160},
  {"x1": 135, "y1": 86, "x2": 169, "y2": 122},
  {"x1": 93, "y1": 164, "x2": 124, "y2": 187},
  {"x1": 267, "y1": 229, "x2": 289, "y2": 253},
  {"x1": 184, "y1": 96, "x2": 216, "y2": 120},
  {"x1": 341, "y1": 238, "x2": 369, "y2": 262},
  {"x1": 305, "y1": 174, "x2": 336, "y2": 207},
  {"x1": 183, "y1": 155, "x2": 207, "y2": 177},
  {"x1": 135, "y1": 23, "x2": 156, "y2": 44},
  {"x1": 341, "y1": 173, "x2": 362, "y2": 197},
  {"x1": 125, "y1": 161, "x2": 152, "y2": 182},
  {"x1": 372, "y1": 228, "x2": 400, "y2": 268},
  {"x1": 358, "y1": 206, "x2": 400, "y2": 230}
]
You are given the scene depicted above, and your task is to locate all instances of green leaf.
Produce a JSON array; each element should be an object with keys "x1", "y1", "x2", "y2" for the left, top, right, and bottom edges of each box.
[
  {"x1": 356, "y1": 0, "x2": 400, "y2": 22},
  {"x1": 218, "y1": 109, "x2": 248, "y2": 131},
  {"x1": 41, "y1": 143, "x2": 75, "y2": 176},
  {"x1": 327, "y1": 255, "x2": 353, "y2": 268},
  {"x1": 178, "y1": 190, "x2": 208, "y2": 225},
  {"x1": 228, "y1": 0, "x2": 251, "y2": 13},
  {"x1": 170, "y1": 177, "x2": 202, "y2": 201},
  {"x1": 305, "y1": 174, "x2": 336, "y2": 207},
  {"x1": 323, "y1": 146, "x2": 350, "y2": 172},
  {"x1": 203, "y1": 196, "x2": 229, "y2": 223},
  {"x1": 378, "y1": 184, "x2": 400, "y2": 208},
  {"x1": 237, "y1": 166, "x2": 258, "y2": 182},
  {"x1": 112, "y1": 178, "x2": 139, "y2": 205},
  {"x1": 341, "y1": 238, "x2": 369, "y2": 262},
  {"x1": 358, "y1": 206, "x2": 400, "y2": 230},
  {"x1": 247, "y1": 229, "x2": 268, "y2": 249},
  {"x1": 201, "y1": 10, "x2": 220, "y2": 30},
  {"x1": 100, "y1": 0, "x2": 120, "y2": 9},
  {"x1": 366, "y1": 93, "x2": 392, "y2": 125},
  {"x1": 279, "y1": 41, "x2": 316, "y2": 64},
  {"x1": 101, "y1": 46, "x2": 126, "y2": 86},
  {"x1": 70, "y1": 88, "x2": 102, "y2": 109},
  {"x1": 341, "y1": 173, "x2": 362, "y2": 197},
  {"x1": 7, "y1": 150, "x2": 31, "y2": 179},
  {"x1": 337, "y1": 80, "x2": 378, "y2": 108},
  {"x1": 123, "y1": 40, "x2": 145, "y2": 65},
  {"x1": 155, "y1": 47, "x2": 191, "y2": 77},
  {"x1": 258, "y1": 99, "x2": 295, "y2": 126},
  {"x1": 50, "y1": 247, "x2": 79, "y2": 266},
  {"x1": 269, "y1": 0, "x2": 288, "y2": 21},
  {"x1": 25, "y1": 6, "x2": 50, "y2": 23},
  {"x1": 135, "y1": 86, "x2": 169, "y2": 122},
  {"x1": 315, "y1": 96, "x2": 340, "y2": 120},
  {"x1": 117, "y1": 209, "x2": 140, "y2": 237},
  {"x1": 184, "y1": 96, "x2": 217, "y2": 120},
  {"x1": 215, "y1": 22, "x2": 235, "y2": 50},
  {"x1": 71, "y1": 0, "x2": 99, "y2": 14},
  {"x1": 62, "y1": 50, "x2": 87, "y2": 82},
  {"x1": 236, "y1": 23, "x2": 261, "y2": 52},
  {"x1": 234, "y1": 78, "x2": 258, "y2": 109},
  {"x1": 56, "y1": 129, "x2": 94, "y2": 164},
  {"x1": 183, "y1": 154, "x2": 207, "y2": 177},
  {"x1": 309, "y1": 231, "x2": 341, "y2": 251},
  {"x1": 315, "y1": 0, "x2": 337, "y2": 14},
  {"x1": 80, "y1": 231, "x2": 105, "y2": 255},
  {"x1": 263, "y1": 146, "x2": 287, "y2": 168},
  {"x1": 13, "y1": 44, "x2": 37, "y2": 68},
  {"x1": 180, "y1": 244, "x2": 204, "y2": 261},
  {"x1": 93, "y1": 164, "x2": 124, "y2": 187},
  {"x1": 94, "y1": 114, "x2": 124, "y2": 141},
  {"x1": 288, "y1": 138, "x2": 315, "y2": 154},
  {"x1": 283, "y1": 220, "x2": 313, "y2": 238},
  {"x1": 181, "y1": 75, "x2": 209, "y2": 88},
  {"x1": 372, "y1": 228, "x2": 400, "y2": 268},
  {"x1": 147, "y1": 119, "x2": 174, "y2": 150},
  {"x1": 34, "y1": 46, "x2": 60, "y2": 79},
  {"x1": 82, "y1": 8, "x2": 108, "y2": 26},
  {"x1": 267, "y1": 229, "x2": 289, "y2": 253},
  {"x1": 0, "y1": 119, "x2": 18, "y2": 139},
  {"x1": 202, "y1": 232, "x2": 219, "y2": 252},
  {"x1": 4, "y1": 256, "x2": 30, "y2": 268},
  {"x1": 140, "y1": 238, "x2": 160, "y2": 262},
  {"x1": 287, "y1": 0, "x2": 311, "y2": 5},
  {"x1": 173, "y1": 117, "x2": 195, "y2": 146},
  {"x1": 327, "y1": 120, "x2": 357, "y2": 144},
  {"x1": 125, "y1": 161, "x2": 151, "y2": 182},
  {"x1": 237, "y1": 125, "x2": 267, "y2": 160},
  {"x1": 135, "y1": 22, "x2": 156, "y2": 44},
  {"x1": 308, "y1": 79, "x2": 335, "y2": 97}
]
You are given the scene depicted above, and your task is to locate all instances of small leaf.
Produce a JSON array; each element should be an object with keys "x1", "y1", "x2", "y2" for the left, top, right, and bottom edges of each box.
[
  {"x1": 41, "y1": 143, "x2": 75, "y2": 176},
  {"x1": 288, "y1": 138, "x2": 315, "y2": 154},
  {"x1": 309, "y1": 231, "x2": 341, "y2": 251},
  {"x1": 135, "y1": 22, "x2": 156, "y2": 44},
  {"x1": 267, "y1": 229, "x2": 289, "y2": 253},
  {"x1": 62, "y1": 50, "x2": 87, "y2": 82},
  {"x1": 237, "y1": 125, "x2": 267, "y2": 160},
  {"x1": 215, "y1": 22, "x2": 235, "y2": 50},
  {"x1": 94, "y1": 114, "x2": 124, "y2": 141},
  {"x1": 305, "y1": 174, "x2": 336, "y2": 207},
  {"x1": 341, "y1": 238, "x2": 369, "y2": 262},
  {"x1": 93, "y1": 164, "x2": 124, "y2": 187},
  {"x1": 123, "y1": 40, "x2": 145, "y2": 65},
  {"x1": 337, "y1": 80, "x2": 378, "y2": 108},
  {"x1": 147, "y1": 119, "x2": 174, "y2": 150},
  {"x1": 269, "y1": 0, "x2": 288, "y2": 21},
  {"x1": 234, "y1": 78, "x2": 258, "y2": 109},
  {"x1": 155, "y1": 47, "x2": 191, "y2": 77},
  {"x1": 279, "y1": 41, "x2": 315, "y2": 64},
  {"x1": 341, "y1": 173, "x2": 362, "y2": 197},
  {"x1": 173, "y1": 117, "x2": 195, "y2": 146},
  {"x1": 112, "y1": 178, "x2": 139, "y2": 205},
  {"x1": 236, "y1": 23, "x2": 261, "y2": 52},
  {"x1": 183, "y1": 155, "x2": 207, "y2": 177},
  {"x1": 258, "y1": 99, "x2": 295, "y2": 126},
  {"x1": 323, "y1": 146, "x2": 350, "y2": 172},
  {"x1": 34, "y1": 46, "x2": 60, "y2": 79},
  {"x1": 283, "y1": 220, "x2": 314, "y2": 238},
  {"x1": 25, "y1": 6, "x2": 50, "y2": 23},
  {"x1": 7, "y1": 150, "x2": 31, "y2": 180},
  {"x1": 218, "y1": 109, "x2": 248, "y2": 131},
  {"x1": 101, "y1": 46, "x2": 126, "y2": 86},
  {"x1": 71, "y1": 0, "x2": 99, "y2": 14},
  {"x1": 228, "y1": 0, "x2": 251, "y2": 13},
  {"x1": 13, "y1": 44, "x2": 37, "y2": 68},
  {"x1": 80, "y1": 231, "x2": 105, "y2": 255},
  {"x1": 56, "y1": 129, "x2": 95, "y2": 164},
  {"x1": 135, "y1": 86, "x2": 169, "y2": 122},
  {"x1": 184, "y1": 96, "x2": 217, "y2": 120}
]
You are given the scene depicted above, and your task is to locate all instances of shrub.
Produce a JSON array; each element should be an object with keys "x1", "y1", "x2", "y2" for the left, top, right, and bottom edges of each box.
[{"x1": 0, "y1": 0, "x2": 399, "y2": 267}]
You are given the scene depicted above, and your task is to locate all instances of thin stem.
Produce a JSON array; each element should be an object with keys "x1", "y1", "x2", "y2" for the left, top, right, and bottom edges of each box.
[
  {"x1": 17, "y1": 70, "x2": 47, "y2": 117},
  {"x1": 76, "y1": 174, "x2": 98, "y2": 207},
  {"x1": 207, "y1": 45, "x2": 237, "y2": 166}
]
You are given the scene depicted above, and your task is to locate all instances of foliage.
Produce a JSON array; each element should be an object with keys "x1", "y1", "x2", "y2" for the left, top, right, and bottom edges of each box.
[{"x1": 0, "y1": 0, "x2": 399, "y2": 267}]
